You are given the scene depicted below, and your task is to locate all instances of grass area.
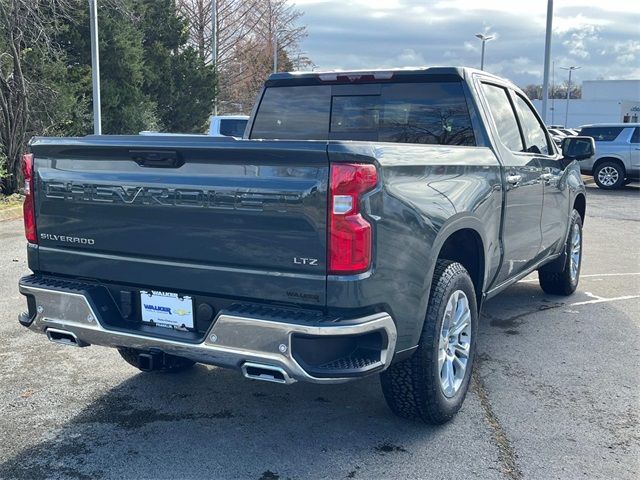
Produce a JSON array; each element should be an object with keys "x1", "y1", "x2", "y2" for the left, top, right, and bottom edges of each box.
[
  {"x1": 0, "y1": 194, "x2": 24, "y2": 220},
  {"x1": 0, "y1": 193, "x2": 24, "y2": 209}
]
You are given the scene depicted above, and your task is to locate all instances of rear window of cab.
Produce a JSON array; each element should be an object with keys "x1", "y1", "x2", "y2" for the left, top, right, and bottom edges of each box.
[{"x1": 250, "y1": 82, "x2": 476, "y2": 146}]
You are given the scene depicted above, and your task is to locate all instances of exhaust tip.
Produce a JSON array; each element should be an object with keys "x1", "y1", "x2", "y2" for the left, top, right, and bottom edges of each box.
[
  {"x1": 242, "y1": 362, "x2": 293, "y2": 384},
  {"x1": 46, "y1": 328, "x2": 83, "y2": 347}
]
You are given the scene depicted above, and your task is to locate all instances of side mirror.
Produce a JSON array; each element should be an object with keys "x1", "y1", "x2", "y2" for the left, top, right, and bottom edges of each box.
[{"x1": 561, "y1": 136, "x2": 595, "y2": 161}]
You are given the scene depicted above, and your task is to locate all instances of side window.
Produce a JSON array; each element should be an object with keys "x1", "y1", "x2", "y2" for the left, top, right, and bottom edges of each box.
[
  {"x1": 481, "y1": 83, "x2": 523, "y2": 152},
  {"x1": 631, "y1": 128, "x2": 640, "y2": 144},
  {"x1": 219, "y1": 119, "x2": 248, "y2": 137},
  {"x1": 513, "y1": 94, "x2": 551, "y2": 155},
  {"x1": 580, "y1": 126, "x2": 624, "y2": 142}
]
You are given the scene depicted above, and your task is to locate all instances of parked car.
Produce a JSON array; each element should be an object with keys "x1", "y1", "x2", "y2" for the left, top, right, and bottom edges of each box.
[
  {"x1": 209, "y1": 115, "x2": 249, "y2": 137},
  {"x1": 548, "y1": 128, "x2": 567, "y2": 147},
  {"x1": 18, "y1": 67, "x2": 592, "y2": 424},
  {"x1": 139, "y1": 131, "x2": 206, "y2": 137},
  {"x1": 578, "y1": 123, "x2": 640, "y2": 189}
]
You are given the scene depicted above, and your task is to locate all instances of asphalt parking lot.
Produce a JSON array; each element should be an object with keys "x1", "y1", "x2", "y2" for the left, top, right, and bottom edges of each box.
[{"x1": 0, "y1": 181, "x2": 638, "y2": 480}]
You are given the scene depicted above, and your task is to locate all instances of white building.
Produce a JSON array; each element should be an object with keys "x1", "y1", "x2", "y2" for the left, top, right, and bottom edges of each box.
[{"x1": 532, "y1": 79, "x2": 640, "y2": 128}]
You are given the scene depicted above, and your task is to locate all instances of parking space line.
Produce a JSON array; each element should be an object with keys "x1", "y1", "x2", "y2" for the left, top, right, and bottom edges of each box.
[
  {"x1": 584, "y1": 291, "x2": 604, "y2": 300},
  {"x1": 520, "y1": 272, "x2": 640, "y2": 283},
  {"x1": 580, "y1": 273, "x2": 640, "y2": 277},
  {"x1": 570, "y1": 295, "x2": 640, "y2": 306}
]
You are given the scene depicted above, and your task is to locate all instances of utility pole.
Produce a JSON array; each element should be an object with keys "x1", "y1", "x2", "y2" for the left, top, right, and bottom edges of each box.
[
  {"x1": 560, "y1": 65, "x2": 580, "y2": 127},
  {"x1": 475, "y1": 33, "x2": 494, "y2": 71},
  {"x1": 89, "y1": 0, "x2": 101, "y2": 134},
  {"x1": 211, "y1": 0, "x2": 217, "y2": 115},
  {"x1": 273, "y1": 35, "x2": 278, "y2": 73},
  {"x1": 551, "y1": 60, "x2": 555, "y2": 125},
  {"x1": 541, "y1": 0, "x2": 553, "y2": 123}
]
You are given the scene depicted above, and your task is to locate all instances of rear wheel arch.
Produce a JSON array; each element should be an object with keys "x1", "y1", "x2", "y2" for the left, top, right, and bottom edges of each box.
[
  {"x1": 573, "y1": 193, "x2": 586, "y2": 222},
  {"x1": 435, "y1": 228, "x2": 486, "y2": 308},
  {"x1": 405, "y1": 218, "x2": 489, "y2": 349}
]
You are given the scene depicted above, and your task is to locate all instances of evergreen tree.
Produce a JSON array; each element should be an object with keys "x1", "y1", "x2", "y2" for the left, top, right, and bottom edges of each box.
[
  {"x1": 61, "y1": 1, "x2": 157, "y2": 134},
  {"x1": 138, "y1": 0, "x2": 215, "y2": 133}
]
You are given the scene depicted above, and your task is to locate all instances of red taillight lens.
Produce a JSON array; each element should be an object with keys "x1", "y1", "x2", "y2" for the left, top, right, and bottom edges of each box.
[
  {"x1": 328, "y1": 163, "x2": 377, "y2": 274},
  {"x1": 22, "y1": 153, "x2": 37, "y2": 243}
]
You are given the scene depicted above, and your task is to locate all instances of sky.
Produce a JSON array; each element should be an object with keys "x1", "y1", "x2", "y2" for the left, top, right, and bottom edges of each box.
[{"x1": 294, "y1": 0, "x2": 640, "y2": 87}]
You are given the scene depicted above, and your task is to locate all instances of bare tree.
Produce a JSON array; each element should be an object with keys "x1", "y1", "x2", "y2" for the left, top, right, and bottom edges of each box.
[
  {"x1": 522, "y1": 82, "x2": 582, "y2": 100},
  {"x1": 177, "y1": 0, "x2": 263, "y2": 68},
  {"x1": 0, "y1": 0, "x2": 77, "y2": 194},
  {"x1": 178, "y1": 0, "x2": 309, "y2": 114}
]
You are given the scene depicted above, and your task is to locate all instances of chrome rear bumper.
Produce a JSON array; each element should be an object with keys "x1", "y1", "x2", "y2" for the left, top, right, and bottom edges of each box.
[{"x1": 18, "y1": 279, "x2": 397, "y2": 384}]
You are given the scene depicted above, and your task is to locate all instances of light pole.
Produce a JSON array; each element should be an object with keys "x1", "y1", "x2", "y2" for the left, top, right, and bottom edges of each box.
[
  {"x1": 541, "y1": 0, "x2": 553, "y2": 123},
  {"x1": 475, "y1": 33, "x2": 494, "y2": 71},
  {"x1": 211, "y1": 0, "x2": 217, "y2": 115},
  {"x1": 89, "y1": 0, "x2": 101, "y2": 134},
  {"x1": 551, "y1": 60, "x2": 555, "y2": 125},
  {"x1": 273, "y1": 34, "x2": 279, "y2": 73},
  {"x1": 560, "y1": 65, "x2": 580, "y2": 127}
]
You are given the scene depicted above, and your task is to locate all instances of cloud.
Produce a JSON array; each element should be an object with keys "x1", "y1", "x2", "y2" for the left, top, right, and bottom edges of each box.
[
  {"x1": 396, "y1": 49, "x2": 426, "y2": 65},
  {"x1": 294, "y1": 0, "x2": 640, "y2": 86},
  {"x1": 463, "y1": 41, "x2": 478, "y2": 53}
]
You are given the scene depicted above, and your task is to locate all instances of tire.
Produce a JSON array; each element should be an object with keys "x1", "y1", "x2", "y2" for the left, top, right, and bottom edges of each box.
[
  {"x1": 593, "y1": 160, "x2": 625, "y2": 189},
  {"x1": 538, "y1": 209, "x2": 583, "y2": 296},
  {"x1": 117, "y1": 347, "x2": 196, "y2": 372},
  {"x1": 381, "y1": 260, "x2": 478, "y2": 424}
]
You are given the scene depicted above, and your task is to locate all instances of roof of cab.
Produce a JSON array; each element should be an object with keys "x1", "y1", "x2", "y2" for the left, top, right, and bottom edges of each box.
[{"x1": 265, "y1": 66, "x2": 515, "y2": 89}]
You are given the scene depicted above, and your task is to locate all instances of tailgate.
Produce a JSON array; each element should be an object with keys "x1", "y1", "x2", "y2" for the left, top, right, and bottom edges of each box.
[{"x1": 30, "y1": 137, "x2": 328, "y2": 306}]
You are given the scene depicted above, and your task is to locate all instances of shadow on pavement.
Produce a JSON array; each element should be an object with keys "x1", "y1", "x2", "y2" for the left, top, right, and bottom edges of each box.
[
  {"x1": 0, "y1": 273, "x2": 586, "y2": 479},
  {"x1": 0, "y1": 360, "x2": 442, "y2": 479}
]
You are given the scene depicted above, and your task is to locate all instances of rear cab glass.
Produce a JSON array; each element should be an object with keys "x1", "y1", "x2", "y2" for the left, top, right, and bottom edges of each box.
[
  {"x1": 250, "y1": 81, "x2": 476, "y2": 146},
  {"x1": 580, "y1": 126, "x2": 625, "y2": 142}
]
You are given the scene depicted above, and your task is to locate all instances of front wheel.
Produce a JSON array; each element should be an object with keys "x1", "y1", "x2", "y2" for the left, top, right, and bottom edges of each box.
[
  {"x1": 538, "y1": 209, "x2": 583, "y2": 296},
  {"x1": 381, "y1": 260, "x2": 477, "y2": 424}
]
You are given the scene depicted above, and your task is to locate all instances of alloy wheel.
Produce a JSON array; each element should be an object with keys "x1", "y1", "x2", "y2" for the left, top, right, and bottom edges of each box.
[
  {"x1": 570, "y1": 222, "x2": 581, "y2": 283},
  {"x1": 438, "y1": 290, "x2": 472, "y2": 398},
  {"x1": 597, "y1": 166, "x2": 619, "y2": 187}
]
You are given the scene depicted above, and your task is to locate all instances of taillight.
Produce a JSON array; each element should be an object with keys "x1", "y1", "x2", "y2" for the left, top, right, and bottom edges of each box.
[
  {"x1": 22, "y1": 153, "x2": 37, "y2": 243},
  {"x1": 328, "y1": 163, "x2": 377, "y2": 274}
]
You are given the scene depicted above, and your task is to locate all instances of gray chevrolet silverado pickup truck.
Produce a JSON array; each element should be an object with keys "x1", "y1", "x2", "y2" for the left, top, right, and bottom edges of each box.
[{"x1": 18, "y1": 67, "x2": 595, "y2": 424}]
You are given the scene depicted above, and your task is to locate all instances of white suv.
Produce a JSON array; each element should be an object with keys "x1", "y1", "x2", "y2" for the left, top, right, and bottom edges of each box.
[{"x1": 578, "y1": 123, "x2": 640, "y2": 189}]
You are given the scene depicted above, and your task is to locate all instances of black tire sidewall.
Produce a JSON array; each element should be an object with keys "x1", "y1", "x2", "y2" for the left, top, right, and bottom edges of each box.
[
  {"x1": 422, "y1": 265, "x2": 478, "y2": 416},
  {"x1": 594, "y1": 161, "x2": 625, "y2": 189}
]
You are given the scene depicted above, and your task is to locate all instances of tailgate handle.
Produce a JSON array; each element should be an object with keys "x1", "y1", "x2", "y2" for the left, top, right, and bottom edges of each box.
[{"x1": 130, "y1": 150, "x2": 184, "y2": 168}]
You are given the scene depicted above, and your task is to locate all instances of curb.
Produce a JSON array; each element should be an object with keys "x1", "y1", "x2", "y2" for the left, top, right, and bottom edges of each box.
[
  {"x1": 581, "y1": 175, "x2": 595, "y2": 185},
  {"x1": 0, "y1": 205, "x2": 23, "y2": 222}
]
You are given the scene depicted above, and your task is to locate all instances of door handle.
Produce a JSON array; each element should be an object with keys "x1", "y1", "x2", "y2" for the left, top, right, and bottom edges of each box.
[
  {"x1": 506, "y1": 174, "x2": 522, "y2": 185},
  {"x1": 130, "y1": 150, "x2": 184, "y2": 168}
]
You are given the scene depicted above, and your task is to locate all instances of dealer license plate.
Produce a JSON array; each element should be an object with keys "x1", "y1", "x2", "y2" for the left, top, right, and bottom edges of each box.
[{"x1": 140, "y1": 290, "x2": 194, "y2": 330}]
